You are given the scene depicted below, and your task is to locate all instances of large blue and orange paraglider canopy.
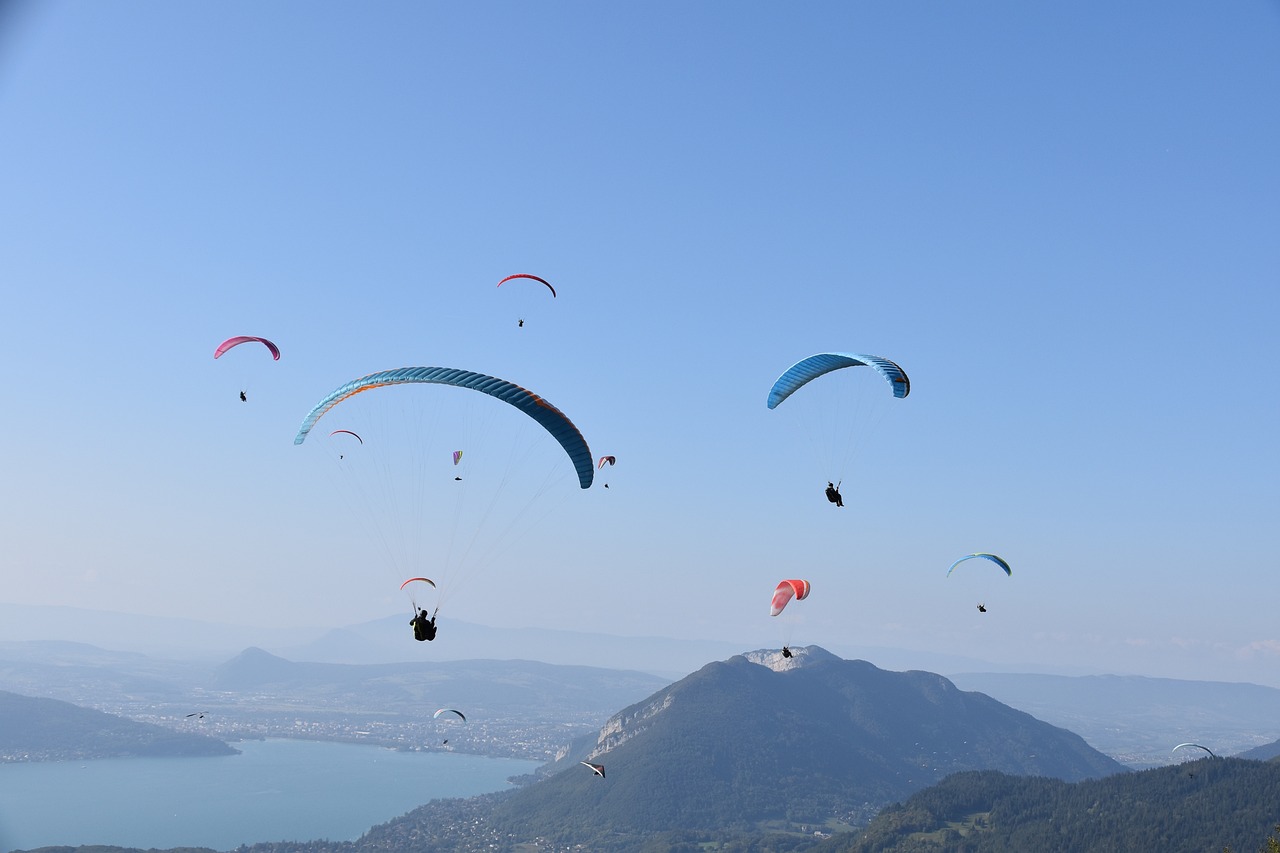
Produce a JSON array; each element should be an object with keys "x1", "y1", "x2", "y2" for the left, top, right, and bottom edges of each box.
[{"x1": 294, "y1": 366, "x2": 594, "y2": 489}]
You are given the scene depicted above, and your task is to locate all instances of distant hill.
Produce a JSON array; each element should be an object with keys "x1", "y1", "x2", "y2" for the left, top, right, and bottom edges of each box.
[
  {"x1": 0, "y1": 690, "x2": 237, "y2": 761},
  {"x1": 0, "y1": 600, "x2": 1081, "y2": 680},
  {"x1": 949, "y1": 671, "x2": 1280, "y2": 767},
  {"x1": 212, "y1": 646, "x2": 670, "y2": 720},
  {"x1": 813, "y1": 758, "x2": 1280, "y2": 853},
  {"x1": 1237, "y1": 738, "x2": 1280, "y2": 761}
]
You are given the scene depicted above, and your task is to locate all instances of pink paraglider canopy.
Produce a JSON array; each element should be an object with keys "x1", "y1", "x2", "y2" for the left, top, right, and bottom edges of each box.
[{"x1": 214, "y1": 336, "x2": 280, "y2": 360}]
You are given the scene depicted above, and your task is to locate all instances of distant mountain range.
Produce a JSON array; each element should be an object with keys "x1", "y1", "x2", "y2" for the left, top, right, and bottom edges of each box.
[
  {"x1": 0, "y1": 601, "x2": 1100, "y2": 679},
  {"x1": 0, "y1": 690, "x2": 236, "y2": 761},
  {"x1": 6, "y1": 623, "x2": 1280, "y2": 773},
  {"x1": 211, "y1": 645, "x2": 671, "y2": 721},
  {"x1": 949, "y1": 671, "x2": 1280, "y2": 767}
]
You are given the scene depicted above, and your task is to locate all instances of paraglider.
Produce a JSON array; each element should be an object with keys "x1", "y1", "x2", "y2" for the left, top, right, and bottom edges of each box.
[
  {"x1": 401, "y1": 578, "x2": 437, "y2": 641},
  {"x1": 298, "y1": 366, "x2": 594, "y2": 629},
  {"x1": 1173, "y1": 743, "x2": 1217, "y2": 759},
  {"x1": 434, "y1": 708, "x2": 465, "y2": 744},
  {"x1": 770, "y1": 579, "x2": 810, "y2": 617},
  {"x1": 770, "y1": 580, "x2": 810, "y2": 651},
  {"x1": 497, "y1": 274, "x2": 556, "y2": 327},
  {"x1": 215, "y1": 336, "x2": 280, "y2": 402},
  {"x1": 580, "y1": 761, "x2": 606, "y2": 778},
  {"x1": 947, "y1": 554, "x2": 1010, "y2": 613},
  {"x1": 597, "y1": 455, "x2": 615, "y2": 488},
  {"x1": 766, "y1": 352, "x2": 909, "y2": 504}
]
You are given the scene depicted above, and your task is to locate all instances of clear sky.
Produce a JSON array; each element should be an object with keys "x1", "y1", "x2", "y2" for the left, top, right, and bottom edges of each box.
[{"x1": 1, "y1": 1, "x2": 1277, "y2": 685}]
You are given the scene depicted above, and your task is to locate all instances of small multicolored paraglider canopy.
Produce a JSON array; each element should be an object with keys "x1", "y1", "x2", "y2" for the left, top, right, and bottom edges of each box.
[
  {"x1": 597, "y1": 456, "x2": 616, "y2": 469},
  {"x1": 770, "y1": 579, "x2": 811, "y2": 617},
  {"x1": 580, "y1": 761, "x2": 606, "y2": 778}
]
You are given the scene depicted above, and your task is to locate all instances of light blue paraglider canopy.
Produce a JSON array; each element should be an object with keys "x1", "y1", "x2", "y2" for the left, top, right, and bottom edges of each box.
[
  {"x1": 294, "y1": 366, "x2": 594, "y2": 489},
  {"x1": 946, "y1": 553, "x2": 1012, "y2": 577},
  {"x1": 767, "y1": 352, "x2": 910, "y2": 409}
]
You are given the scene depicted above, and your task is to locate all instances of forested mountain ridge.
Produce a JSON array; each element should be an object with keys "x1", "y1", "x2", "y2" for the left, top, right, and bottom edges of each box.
[{"x1": 814, "y1": 758, "x2": 1280, "y2": 853}]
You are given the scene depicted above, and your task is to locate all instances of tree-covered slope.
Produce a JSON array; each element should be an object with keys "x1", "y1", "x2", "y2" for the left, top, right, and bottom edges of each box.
[{"x1": 816, "y1": 758, "x2": 1280, "y2": 853}]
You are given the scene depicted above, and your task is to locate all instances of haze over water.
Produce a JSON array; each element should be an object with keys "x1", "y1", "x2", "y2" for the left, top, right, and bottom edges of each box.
[{"x1": 0, "y1": 739, "x2": 540, "y2": 851}]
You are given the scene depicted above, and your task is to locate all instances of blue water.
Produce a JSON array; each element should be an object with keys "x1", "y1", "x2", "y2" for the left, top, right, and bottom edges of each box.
[{"x1": 0, "y1": 739, "x2": 540, "y2": 852}]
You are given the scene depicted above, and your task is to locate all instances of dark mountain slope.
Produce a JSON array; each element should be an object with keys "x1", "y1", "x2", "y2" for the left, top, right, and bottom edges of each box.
[
  {"x1": 816, "y1": 758, "x2": 1280, "y2": 853},
  {"x1": 0, "y1": 690, "x2": 236, "y2": 761}
]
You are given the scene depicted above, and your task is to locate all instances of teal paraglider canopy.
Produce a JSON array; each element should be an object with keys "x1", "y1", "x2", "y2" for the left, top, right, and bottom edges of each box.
[
  {"x1": 767, "y1": 353, "x2": 909, "y2": 410},
  {"x1": 294, "y1": 366, "x2": 594, "y2": 489}
]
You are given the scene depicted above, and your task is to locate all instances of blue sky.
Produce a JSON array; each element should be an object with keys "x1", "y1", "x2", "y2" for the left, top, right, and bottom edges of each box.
[{"x1": 1, "y1": 1, "x2": 1277, "y2": 684}]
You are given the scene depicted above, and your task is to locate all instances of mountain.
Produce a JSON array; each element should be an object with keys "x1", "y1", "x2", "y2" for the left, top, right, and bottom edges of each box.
[
  {"x1": 948, "y1": 672, "x2": 1280, "y2": 767},
  {"x1": 276, "y1": 614, "x2": 754, "y2": 679},
  {"x1": 337, "y1": 647, "x2": 1127, "y2": 851},
  {"x1": 0, "y1": 690, "x2": 236, "y2": 761},
  {"x1": 814, "y1": 759, "x2": 1280, "y2": 853}
]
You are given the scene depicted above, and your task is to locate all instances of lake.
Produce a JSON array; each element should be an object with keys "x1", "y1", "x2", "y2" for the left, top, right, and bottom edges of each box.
[{"x1": 0, "y1": 738, "x2": 541, "y2": 852}]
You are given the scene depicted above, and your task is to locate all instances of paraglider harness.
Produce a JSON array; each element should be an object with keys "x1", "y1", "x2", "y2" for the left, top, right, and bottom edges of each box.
[
  {"x1": 782, "y1": 646, "x2": 793, "y2": 659},
  {"x1": 825, "y1": 481, "x2": 843, "y2": 507},
  {"x1": 411, "y1": 608, "x2": 438, "y2": 642}
]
